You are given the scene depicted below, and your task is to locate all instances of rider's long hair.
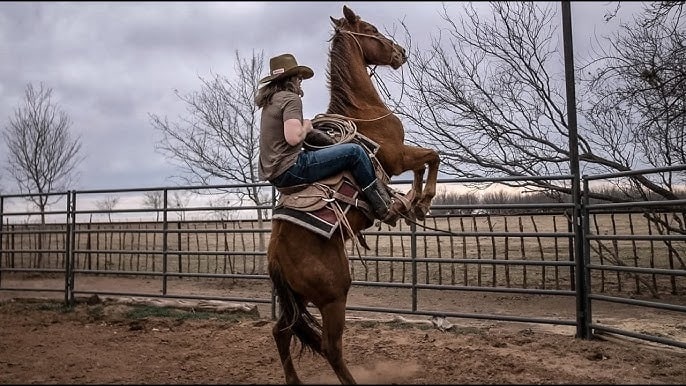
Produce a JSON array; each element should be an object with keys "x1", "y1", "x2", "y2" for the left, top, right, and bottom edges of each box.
[{"x1": 254, "y1": 75, "x2": 303, "y2": 108}]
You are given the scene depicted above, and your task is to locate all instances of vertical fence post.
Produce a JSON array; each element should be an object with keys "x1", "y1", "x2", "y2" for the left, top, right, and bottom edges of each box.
[
  {"x1": 411, "y1": 221, "x2": 418, "y2": 312},
  {"x1": 580, "y1": 177, "x2": 592, "y2": 337},
  {"x1": 162, "y1": 189, "x2": 168, "y2": 295},
  {"x1": 567, "y1": 213, "x2": 575, "y2": 291},
  {"x1": 64, "y1": 191, "x2": 72, "y2": 305},
  {"x1": 270, "y1": 184, "x2": 277, "y2": 321},
  {"x1": 70, "y1": 191, "x2": 77, "y2": 304},
  {"x1": 561, "y1": 0, "x2": 589, "y2": 339}
]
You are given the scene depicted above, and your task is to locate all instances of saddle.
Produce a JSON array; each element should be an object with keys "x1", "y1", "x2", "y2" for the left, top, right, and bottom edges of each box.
[
  {"x1": 272, "y1": 171, "x2": 374, "y2": 240},
  {"x1": 275, "y1": 171, "x2": 371, "y2": 214}
]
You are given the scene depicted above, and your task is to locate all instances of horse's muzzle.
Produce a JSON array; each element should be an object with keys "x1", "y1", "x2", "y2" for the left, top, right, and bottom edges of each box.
[{"x1": 391, "y1": 46, "x2": 407, "y2": 69}]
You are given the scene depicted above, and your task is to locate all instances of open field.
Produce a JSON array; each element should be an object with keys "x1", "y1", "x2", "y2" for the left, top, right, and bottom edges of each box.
[
  {"x1": 3, "y1": 211, "x2": 684, "y2": 325},
  {"x1": 3, "y1": 212, "x2": 685, "y2": 296}
]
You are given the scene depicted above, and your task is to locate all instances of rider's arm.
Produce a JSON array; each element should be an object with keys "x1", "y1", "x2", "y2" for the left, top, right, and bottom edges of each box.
[{"x1": 284, "y1": 118, "x2": 312, "y2": 146}]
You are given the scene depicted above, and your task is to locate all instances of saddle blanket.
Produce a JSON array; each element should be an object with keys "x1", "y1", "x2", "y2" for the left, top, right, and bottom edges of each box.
[{"x1": 272, "y1": 178, "x2": 361, "y2": 239}]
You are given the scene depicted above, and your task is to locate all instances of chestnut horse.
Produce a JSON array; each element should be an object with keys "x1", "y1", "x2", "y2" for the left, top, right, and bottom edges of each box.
[{"x1": 267, "y1": 5, "x2": 440, "y2": 384}]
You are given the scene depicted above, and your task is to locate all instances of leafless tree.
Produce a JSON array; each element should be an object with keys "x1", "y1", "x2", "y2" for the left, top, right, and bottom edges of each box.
[
  {"x1": 149, "y1": 50, "x2": 268, "y2": 253},
  {"x1": 385, "y1": 1, "x2": 686, "y2": 281},
  {"x1": 2, "y1": 82, "x2": 82, "y2": 224},
  {"x1": 150, "y1": 50, "x2": 267, "y2": 209},
  {"x1": 170, "y1": 191, "x2": 190, "y2": 222},
  {"x1": 142, "y1": 190, "x2": 163, "y2": 221},
  {"x1": 388, "y1": 2, "x2": 576, "y2": 194},
  {"x1": 580, "y1": 0, "x2": 685, "y2": 198},
  {"x1": 95, "y1": 196, "x2": 120, "y2": 223},
  {"x1": 640, "y1": 1, "x2": 685, "y2": 29},
  {"x1": 387, "y1": 1, "x2": 683, "y2": 202}
]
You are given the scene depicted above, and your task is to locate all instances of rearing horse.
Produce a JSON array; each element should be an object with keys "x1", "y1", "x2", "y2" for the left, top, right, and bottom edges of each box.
[{"x1": 267, "y1": 5, "x2": 440, "y2": 385}]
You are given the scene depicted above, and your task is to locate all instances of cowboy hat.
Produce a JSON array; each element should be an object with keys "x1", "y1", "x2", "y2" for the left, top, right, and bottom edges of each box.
[{"x1": 259, "y1": 53, "x2": 314, "y2": 84}]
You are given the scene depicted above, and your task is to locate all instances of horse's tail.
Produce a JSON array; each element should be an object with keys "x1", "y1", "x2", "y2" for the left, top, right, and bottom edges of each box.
[{"x1": 269, "y1": 259, "x2": 323, "y2": 357}]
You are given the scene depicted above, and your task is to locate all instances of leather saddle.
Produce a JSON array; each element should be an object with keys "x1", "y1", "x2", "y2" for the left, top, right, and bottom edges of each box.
[{"x1": 275, "y1": 171, "x2": 371, "y2": 216}]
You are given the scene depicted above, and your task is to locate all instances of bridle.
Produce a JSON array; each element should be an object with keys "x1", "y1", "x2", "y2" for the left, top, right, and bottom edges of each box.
[
  {"x1": 332, "y1": 27, "x2": 404, "y2": 73},
  {"x1": 332, "y1": 25, "x2": 406, "y2": 116}
]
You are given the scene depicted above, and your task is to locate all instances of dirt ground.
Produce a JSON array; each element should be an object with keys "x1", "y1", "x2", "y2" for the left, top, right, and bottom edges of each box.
[{"x1": 1, "y1": 293, "x2": 686, "y2": 385}]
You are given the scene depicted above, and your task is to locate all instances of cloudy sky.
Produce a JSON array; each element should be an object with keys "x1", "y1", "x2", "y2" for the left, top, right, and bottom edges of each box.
[{"x1": 0, "y1": 1, "x2": 646, "y2": 193}]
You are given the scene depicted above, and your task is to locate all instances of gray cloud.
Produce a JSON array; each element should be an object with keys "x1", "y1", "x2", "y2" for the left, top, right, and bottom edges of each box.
[{"x1": 0, "y1": 1, "x2": 642, "y2": 191}]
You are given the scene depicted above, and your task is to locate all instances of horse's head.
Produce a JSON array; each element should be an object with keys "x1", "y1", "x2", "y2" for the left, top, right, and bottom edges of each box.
[{"x1": 330, "y1": 5, "x2": 407, "y2": 69}]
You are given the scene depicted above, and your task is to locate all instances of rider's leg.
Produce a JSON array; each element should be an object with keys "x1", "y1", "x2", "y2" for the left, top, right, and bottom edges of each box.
[{"x1": 270, "y1": 143, "x2": 405, "y2": 225}]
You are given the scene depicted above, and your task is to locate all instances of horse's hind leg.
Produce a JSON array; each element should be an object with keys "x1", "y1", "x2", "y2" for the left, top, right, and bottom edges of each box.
[
  {"x1": 320, "y1": 299, "x2": 356, "y2": 384},
  {"x1": 272, "y1": 319, "x2": 302, "y2": 385}
]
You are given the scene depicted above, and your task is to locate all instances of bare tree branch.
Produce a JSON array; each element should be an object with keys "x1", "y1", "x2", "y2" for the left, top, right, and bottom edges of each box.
[
  {"x1": 388, "y1": 1, "x2": 684, "y2": 203},
  {"x1": 149, "y1": 50, "x2": 268, "y2": 210},
  {"x1": 2, "y1": 82, "x2": 83, "y2": 223}
]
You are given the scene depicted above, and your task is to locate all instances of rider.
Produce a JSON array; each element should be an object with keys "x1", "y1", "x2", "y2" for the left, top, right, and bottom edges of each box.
[{"x1": 255, "y1": 53, "x2": 406, "y2": 226}]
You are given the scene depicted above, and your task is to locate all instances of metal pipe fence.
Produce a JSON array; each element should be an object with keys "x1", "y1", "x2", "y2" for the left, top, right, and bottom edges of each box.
[{"x1": 1, "y1": 166, "x2": 685, "y2": 349}]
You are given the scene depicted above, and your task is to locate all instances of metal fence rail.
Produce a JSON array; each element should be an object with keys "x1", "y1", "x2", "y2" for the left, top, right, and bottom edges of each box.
[
  {"x1": 582, "y1": 165, "x2": 686, "y2": 349},
  {"x1": 1, "y1": 166, "x2": 685, "y2": 349}
]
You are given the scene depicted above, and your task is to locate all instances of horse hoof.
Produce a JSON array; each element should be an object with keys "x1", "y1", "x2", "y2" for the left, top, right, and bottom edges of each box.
[
  {"x1": 413, "y1": 203, "x2": 429, "y2": 221},
  {"x1": 403, "y1": 207, "x2": 417, "y2": 226}
]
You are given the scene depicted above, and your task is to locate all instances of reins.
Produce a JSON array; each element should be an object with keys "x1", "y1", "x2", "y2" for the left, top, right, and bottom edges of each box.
[{"x1": 397, "y1": 214, "x2": 459, "y2": 236}]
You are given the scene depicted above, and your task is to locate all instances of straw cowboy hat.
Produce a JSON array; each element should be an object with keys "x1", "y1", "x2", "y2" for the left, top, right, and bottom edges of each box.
[{"x1": 259, "y1": 53, "x2": 314, "y2": 84}]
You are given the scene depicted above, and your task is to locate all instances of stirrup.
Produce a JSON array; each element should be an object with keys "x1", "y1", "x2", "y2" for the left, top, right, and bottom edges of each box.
[
  {"x1": 393, "y1": 188, "x2": 415, "y2": 213},
  {"x1": 380, "y1": 189, "x2": 415, "y2": 227}
]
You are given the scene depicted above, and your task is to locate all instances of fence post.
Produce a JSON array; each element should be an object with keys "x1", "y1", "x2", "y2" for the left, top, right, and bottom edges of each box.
[
  {"x1": 64, "y1": 191, "x2": 73, "y2": 305},
  {"x1": 579, "y1": 177, "x2": 592, "y2": 338},
  {"x1": 561, "y1": 1, "x2": 589, "y2": 340},
  {"x1": 411, "y1": 220, "x2": 418, "y2": 312},
  {"x1": 162, "y1": 189, "x2": 168, "y2": 295},
  {"x1": 270, "y1": 184, "x2": 277, "y2": 320}
]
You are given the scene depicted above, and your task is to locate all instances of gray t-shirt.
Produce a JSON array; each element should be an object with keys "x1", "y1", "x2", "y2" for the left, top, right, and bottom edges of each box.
[{"x1": 258, "y1": 91, "x2": 304, "y2": 181}]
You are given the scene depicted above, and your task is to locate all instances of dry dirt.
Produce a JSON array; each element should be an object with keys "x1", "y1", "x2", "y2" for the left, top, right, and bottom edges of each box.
[{"x1": 1, "y1": 278, "x2": 686, "y2": 385}]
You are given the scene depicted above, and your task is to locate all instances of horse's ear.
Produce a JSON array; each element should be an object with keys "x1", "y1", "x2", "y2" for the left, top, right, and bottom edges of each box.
[
  {"x1": 343, "y1": 5, "x2": 359, "y2": 24},
  {"x1": 330, "y1": 15, "x2": 341, "y2": 27}
]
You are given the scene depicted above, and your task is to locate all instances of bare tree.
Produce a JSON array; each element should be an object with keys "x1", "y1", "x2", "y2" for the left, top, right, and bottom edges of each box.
[
  {"x1": 142, "y1": 190, "x2": 163, "y2": 221},
  {"x1": 389, "y1": 2, "x2": 575, "y2": 193},
  {"x1": 640, "y1": 1, "x2": 685, "y2": 29},
  {"x1": 170, "y1": 191, "x2": 190, "y2": 221},
  {"x1": 2, "y1": 82, "x2": 82, "y2": 224},
  {"x1": 388, "y1": 1, "x2": 684, "y2": 202},
  {"x1": 581, "y1": 1, "x2": 685, "y2": 197},
  {"x1": 95, "y1": 196, "x2": 120, "y2": 223},
  {"x1": 149, "y1": 50, "x2": 268, "y2": 256},
  {"x1": 150, "y1": 50, "x2": 267, "y2": 209}
]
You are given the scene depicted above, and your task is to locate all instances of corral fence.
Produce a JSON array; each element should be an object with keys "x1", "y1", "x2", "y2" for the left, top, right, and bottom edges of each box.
[{"x1": 1, "y1": 165, "x2": 685, "y2": 350}]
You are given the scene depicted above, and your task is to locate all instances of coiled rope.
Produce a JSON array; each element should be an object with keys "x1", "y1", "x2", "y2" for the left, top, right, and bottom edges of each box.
[
  {"x1": 306, "y1": 113, "x2": 391, "y2": 184},
  {"x1": 306, "y1": 113, "x2": 358, "y2": 149}
]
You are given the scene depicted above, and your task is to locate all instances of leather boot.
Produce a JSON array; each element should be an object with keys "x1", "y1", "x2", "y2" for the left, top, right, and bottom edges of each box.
[{"x1": 361, "y1": 179, "x2": 407, "y2": 227}]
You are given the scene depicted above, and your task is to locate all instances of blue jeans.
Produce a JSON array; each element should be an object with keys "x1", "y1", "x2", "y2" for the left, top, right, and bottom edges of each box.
[{"x1": 270, "y1": 143, "x2": 376, "y2": 189}]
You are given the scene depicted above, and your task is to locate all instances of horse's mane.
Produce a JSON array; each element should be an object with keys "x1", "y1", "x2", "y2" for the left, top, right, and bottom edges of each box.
[{"x1": 326, "y1": 28, "x2": 360, "y2": 114}]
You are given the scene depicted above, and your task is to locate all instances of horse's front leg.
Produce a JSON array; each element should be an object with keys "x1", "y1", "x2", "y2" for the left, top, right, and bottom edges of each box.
[
  {"x1": 412, "y1": 166, "x2": 426, "y2": 207},
  {"x1": 402, "y1": 146, "x2": 440, "y2": 220}
]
